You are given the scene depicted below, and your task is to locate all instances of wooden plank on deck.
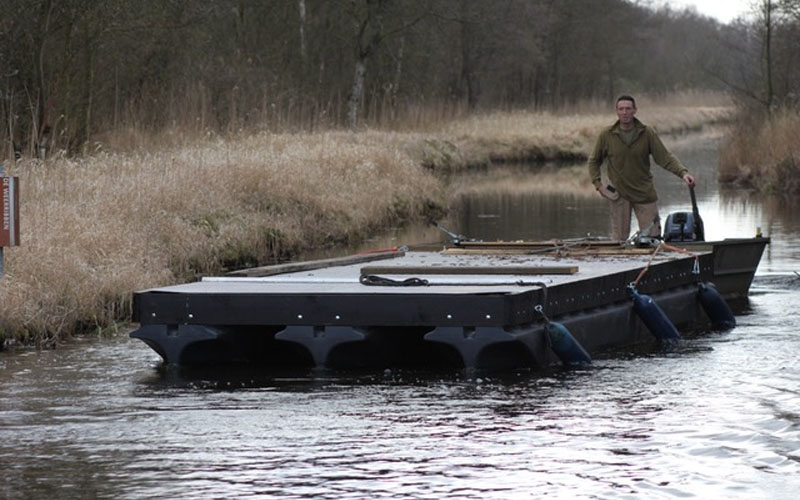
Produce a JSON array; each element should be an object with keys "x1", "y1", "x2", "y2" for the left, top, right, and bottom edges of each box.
[
  {"x1": 227, "y1": 250, "x2": 405, "y2": 277},
  {"x1": 456, "y1": 240, "x2": 623, "y2": 248},
  {"x1": 360, "y1": 264, "x2": 579, "y2": 275},
  {"x1": 443, "y1": 248, "x2": 655, "y2": 256}
]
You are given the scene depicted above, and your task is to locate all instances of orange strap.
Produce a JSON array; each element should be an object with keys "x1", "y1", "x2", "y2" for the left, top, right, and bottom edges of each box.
[{"x1": 631, "y1": 242, "x2": 700, "y2": 289}]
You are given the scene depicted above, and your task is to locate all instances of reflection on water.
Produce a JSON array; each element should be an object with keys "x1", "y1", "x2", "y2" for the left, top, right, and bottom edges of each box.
[
  {"x1": 457, "y1": 187, "x2": 608, "y2": 242},
  {"x1": 2, "y1": 131, "x2": 799, "y2": 499}
]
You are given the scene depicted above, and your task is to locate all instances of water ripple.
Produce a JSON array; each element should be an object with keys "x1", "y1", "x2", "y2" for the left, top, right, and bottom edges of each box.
[{"x1": 2, "y1": 285, "x2": 800, "y2": 499}]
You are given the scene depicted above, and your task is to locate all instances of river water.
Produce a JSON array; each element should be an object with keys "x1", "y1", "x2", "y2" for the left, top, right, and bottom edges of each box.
[{"x1": 2, "y1": 131, "x2": 799, "y2": 499}]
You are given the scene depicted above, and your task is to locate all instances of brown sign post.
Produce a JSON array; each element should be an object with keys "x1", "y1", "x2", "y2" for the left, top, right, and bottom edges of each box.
[
  {"x1": 0, "y1": 175, "x2": 20, "y2": 247},
  {"x1": 0, "y1": 167, "x2": 20, "y2": 277}
]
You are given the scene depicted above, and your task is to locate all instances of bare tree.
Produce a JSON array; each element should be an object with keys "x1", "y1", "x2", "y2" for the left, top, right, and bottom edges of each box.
[
  {"x1": 344, "y1": 0, "x2": 428, "y2": 128},
  {"x1": 5, "y1": 0, "x2": 784, "y2": 157},
  {"x1": 761, "y1": 0, "x2": 776, "y2": 112},
  {"x1": 344, "y1": 0, "x2": 390, "y2": 129},
  {"x1": 298, "y1": 0, "x2": 308, "y2": 64}
]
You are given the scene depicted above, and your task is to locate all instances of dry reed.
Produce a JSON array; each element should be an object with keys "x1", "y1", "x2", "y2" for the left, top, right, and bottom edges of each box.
[
  {"x1": 0, "y1": 131, "x2": 443, "y2": 345},
  {"x1": 719, "y1": 109, "x2": 800, "y2": 193},
  {"x1": 429, "y1": 105, "x2": 733, "y2": 169}
]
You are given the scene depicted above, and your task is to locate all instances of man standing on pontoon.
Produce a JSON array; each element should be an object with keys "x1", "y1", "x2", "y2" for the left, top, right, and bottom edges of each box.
[{"x1": 587, "y1": 95, "x2": 696, "y2": 241}]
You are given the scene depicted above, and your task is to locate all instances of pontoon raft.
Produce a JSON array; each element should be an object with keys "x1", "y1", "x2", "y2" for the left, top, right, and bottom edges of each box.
[{"x1": 130, "y1": 237, "x2": 768, "y2": 370}]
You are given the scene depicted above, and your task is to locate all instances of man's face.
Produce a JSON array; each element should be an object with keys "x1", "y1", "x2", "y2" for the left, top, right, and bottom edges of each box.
[{"x1": 615, "y1": 99, "x2": 637, "y2": 126}]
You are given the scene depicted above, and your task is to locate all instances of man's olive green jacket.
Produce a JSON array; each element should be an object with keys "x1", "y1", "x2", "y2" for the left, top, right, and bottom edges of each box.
[{"x1": 587, "y1": 118, "x2": 687, "y2": 204}]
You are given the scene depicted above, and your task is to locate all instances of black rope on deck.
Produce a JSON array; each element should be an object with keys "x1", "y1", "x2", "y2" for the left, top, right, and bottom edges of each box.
[
  {"x1": 359, "y1": 274, "x2": 551, "y2": 287},
  {"x1": 359, "y1": 274, "x2": 429, "y2": 287}
]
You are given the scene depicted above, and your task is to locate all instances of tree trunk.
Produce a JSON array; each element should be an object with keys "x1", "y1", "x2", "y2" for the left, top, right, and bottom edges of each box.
[
  {"x1": 458, "y1": 0, "x2": 477, "y2": 109},
  {"x1": 390, "y1": 37, "x2": 404, "y2": 120},
  {"x1": 606, "y1": 54, "x2": 615, "y2": 103},
  {"x1": 763, "y1": 0, "x2": 774, "y2": 113},
  {"x1": 347, "y1": 58, "x2": 367, "y2": 128},
  {"x1": 80, "y1": 34, "x2": 95, "y2": 157},
  {"x1": 298, "y1": 0, "x2": 307, "y2": 64},
  {"x1": 35, "y1": 0, "x2": 55, "y2": 156},
  {"x1": 346, "y1": 0, "x2": 385, "y2": 129}
]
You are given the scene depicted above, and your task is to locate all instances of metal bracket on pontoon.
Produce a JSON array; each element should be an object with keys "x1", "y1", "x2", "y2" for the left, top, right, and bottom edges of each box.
[{"x1": 430, "y1": 220, "x2": 471, "y2": 245}]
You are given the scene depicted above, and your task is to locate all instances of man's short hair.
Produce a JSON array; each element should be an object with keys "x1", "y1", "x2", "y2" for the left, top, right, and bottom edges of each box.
[{"x1": 616, "y1": 95, "x2": 636, "y2": 107}]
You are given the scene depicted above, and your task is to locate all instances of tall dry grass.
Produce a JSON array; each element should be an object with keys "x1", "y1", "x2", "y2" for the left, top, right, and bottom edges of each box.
[
  {"x1": 0, "y1": 104, "x2": 728, "y2": 346},
  {"x1": 0, "y1": 131, "x2": 443, "y2": 345},
  {"x1": 719, "y1": 109, "x2": 800, "y2": 193},
  {"x1": 425, "y1": 105, "x2": 733, "y2": 169}
]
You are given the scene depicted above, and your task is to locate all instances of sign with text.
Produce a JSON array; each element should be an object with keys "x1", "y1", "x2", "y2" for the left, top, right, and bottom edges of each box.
[{"x1": 0, "y1": 176, "x2": 20, "y2": 246}]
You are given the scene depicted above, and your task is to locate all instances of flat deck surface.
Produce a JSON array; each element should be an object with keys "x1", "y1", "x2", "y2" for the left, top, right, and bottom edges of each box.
[{"x1": 142, "y1": 250, "x2": 703, "y2": 296}]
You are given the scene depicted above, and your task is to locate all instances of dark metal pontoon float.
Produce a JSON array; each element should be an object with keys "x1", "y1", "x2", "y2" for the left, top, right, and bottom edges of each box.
[{"x1": 130, "y1": 237, "x2": 769, "y2": 370}]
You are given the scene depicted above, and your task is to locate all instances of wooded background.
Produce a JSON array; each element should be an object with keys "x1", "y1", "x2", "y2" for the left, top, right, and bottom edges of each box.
[{"x1": 2, "y1": 0, "x2": 798, "y2": 158}]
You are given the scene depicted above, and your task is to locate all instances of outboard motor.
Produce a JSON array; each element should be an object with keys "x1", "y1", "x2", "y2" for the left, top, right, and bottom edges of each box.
[
  {"x1": 664, "y1": 185, "x2": 705, "y2": 242},
  {"x1": 663, "y1": 211, "x2": 700, "y2": 242}
]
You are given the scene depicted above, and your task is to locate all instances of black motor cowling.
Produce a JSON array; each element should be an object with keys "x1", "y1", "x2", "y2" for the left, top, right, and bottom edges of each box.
[
  {"x1": 663, "y1": 211, "x2": 703, "y2": 242},
  {"x1": 663, "y1": 184, "x2": 705, "y2": 242}
]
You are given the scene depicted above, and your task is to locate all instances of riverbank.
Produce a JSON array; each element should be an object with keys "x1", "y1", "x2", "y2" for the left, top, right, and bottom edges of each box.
[
  {"x1": 0, "y1": 105, "x2": 731, "y2": 347},
  {"x1": 418, "y1": 105, "x2": 731, "y2": 171},
  {"x1": 719, "y1": 108, "x2": 800, "y2": 193}
]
